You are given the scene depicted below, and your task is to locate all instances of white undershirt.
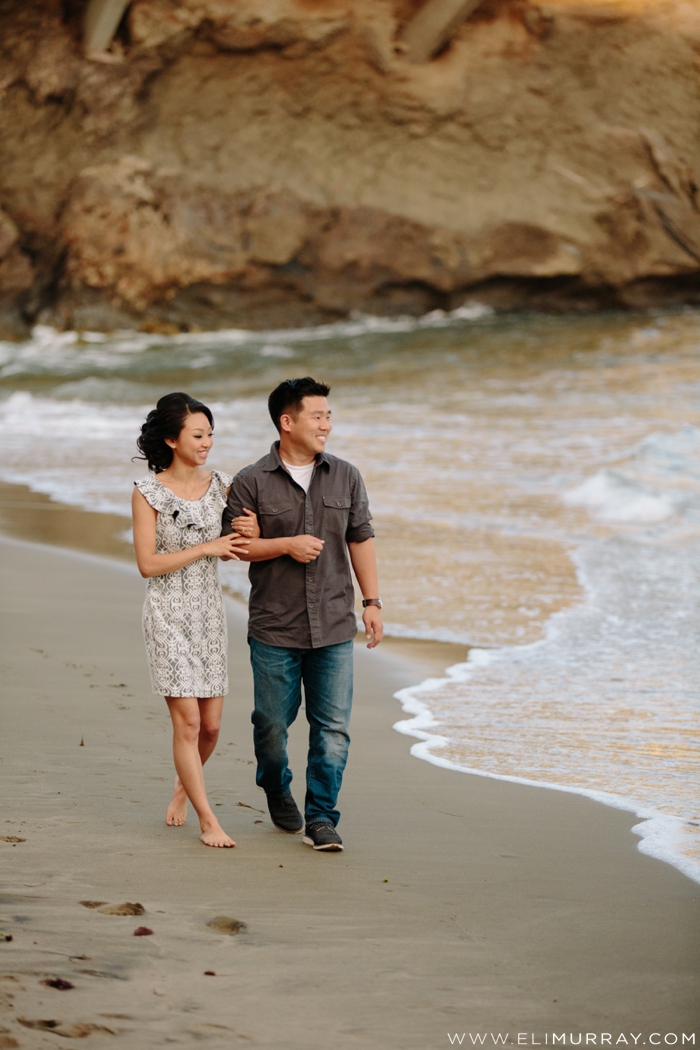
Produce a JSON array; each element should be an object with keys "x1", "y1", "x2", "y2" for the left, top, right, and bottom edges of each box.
[{"x1": 282, "y1": 459, "x2": 314, "y2": 493}]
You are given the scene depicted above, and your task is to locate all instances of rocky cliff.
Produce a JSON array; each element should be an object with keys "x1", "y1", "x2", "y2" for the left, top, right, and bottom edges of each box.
[{"x1": 1, "y1": 0, "x2": 699, "y2": 336}]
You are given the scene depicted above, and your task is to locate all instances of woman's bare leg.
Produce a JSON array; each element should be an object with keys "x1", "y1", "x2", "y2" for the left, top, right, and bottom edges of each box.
[
  {"x1": 166, "y1": 696, "x2": 224, "y2": 826},
  {"x1": 165, "y1": 696, "x2": 234, "y2": 847}
]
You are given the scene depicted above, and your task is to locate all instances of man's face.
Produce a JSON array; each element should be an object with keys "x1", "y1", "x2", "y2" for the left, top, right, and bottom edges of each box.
[{"x1": 282, "y1": 396, "x2": 332, "y2": 456}]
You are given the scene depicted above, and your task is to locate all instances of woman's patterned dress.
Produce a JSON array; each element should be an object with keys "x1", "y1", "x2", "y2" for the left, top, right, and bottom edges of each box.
[{"x1": 134, "y1": 470, "x2": 233, "y2": 697}]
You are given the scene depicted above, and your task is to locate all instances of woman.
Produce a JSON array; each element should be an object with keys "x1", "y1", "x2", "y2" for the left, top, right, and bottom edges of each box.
[{"x1": 132, "y1": 392, "x2": 255, "y2": 848}]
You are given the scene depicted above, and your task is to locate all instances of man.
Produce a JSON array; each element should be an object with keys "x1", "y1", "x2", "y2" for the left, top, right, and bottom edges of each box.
[{"x1": 221, "y1": 377, "x2": 383, "y2": 852}]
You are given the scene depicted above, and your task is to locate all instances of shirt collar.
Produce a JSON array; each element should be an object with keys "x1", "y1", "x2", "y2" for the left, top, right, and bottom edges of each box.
[{"x1": 263, "y1": 441, "x2": 330, "y2": 472}]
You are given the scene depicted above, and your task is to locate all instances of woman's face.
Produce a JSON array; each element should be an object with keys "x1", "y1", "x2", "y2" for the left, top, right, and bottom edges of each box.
[{"x1": 165, "y1": 412, "x2": 213, "y2": 467}]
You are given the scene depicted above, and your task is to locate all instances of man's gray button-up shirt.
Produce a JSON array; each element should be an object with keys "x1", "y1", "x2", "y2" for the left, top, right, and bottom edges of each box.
[{"x1": 222, "y1": 442, "x2": 375, "y2": 649}]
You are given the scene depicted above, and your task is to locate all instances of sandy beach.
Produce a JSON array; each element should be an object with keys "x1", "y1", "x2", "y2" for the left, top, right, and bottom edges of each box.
[{"x1": 1, "y1": 532, "x2": 699, "y2": 1049}]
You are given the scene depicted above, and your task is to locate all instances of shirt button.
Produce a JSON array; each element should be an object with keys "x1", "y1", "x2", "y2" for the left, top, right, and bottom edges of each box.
[{"x1": 336, "y1": 501, "x2": 341, "y2": 506}]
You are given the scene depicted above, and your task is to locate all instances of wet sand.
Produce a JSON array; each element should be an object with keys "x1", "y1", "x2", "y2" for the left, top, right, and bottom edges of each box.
[
  {"x1": 1, "y1": 534, "x2": 699, "y2": 1049},
  {"x1": 0, "y1": 480, "x2": 133, "y2": 564}
]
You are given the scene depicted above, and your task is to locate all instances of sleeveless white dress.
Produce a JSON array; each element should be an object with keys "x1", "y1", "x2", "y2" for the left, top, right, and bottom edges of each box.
[{"x1": 134, "y1": 470, "x2": 233, "y2": 697}]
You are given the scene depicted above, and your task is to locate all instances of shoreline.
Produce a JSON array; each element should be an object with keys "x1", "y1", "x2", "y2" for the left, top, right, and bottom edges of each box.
[
  {"x1": 394, "y1": 679, "x2": 699, "y2": 886},
  {"x1": 0, "y1": 478, "x2": 697, "y2": 886},
  {"x1": 1, "y1": 533, "x2": 699, "y2": 1046}
]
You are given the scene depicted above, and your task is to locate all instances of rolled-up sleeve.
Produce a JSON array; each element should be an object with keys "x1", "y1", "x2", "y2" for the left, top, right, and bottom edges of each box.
[
  {"x1": 346, "y1": 469, "x2": 375, "y2": 544},
  {"x1": 221, "y1": 468, "x2": 257, "y2": 536}
]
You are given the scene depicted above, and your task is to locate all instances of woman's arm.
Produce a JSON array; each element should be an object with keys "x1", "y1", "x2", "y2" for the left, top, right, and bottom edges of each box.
[{"x1": 132, "y1": 488, "x2": 249, "y2": 578}]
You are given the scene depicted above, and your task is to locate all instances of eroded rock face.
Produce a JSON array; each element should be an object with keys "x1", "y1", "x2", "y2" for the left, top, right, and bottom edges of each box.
[
  {"x1": 0, "y1": 0, "x2": 699, "y2": 334},
  {"x1": 0, "y1": 208, "x2": 34, "y2": 333}
]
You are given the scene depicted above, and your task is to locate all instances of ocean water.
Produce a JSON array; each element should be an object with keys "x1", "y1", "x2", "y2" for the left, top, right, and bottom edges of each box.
[{"x1": 1, "y1": 307, "x2": 699, "y2": 881}]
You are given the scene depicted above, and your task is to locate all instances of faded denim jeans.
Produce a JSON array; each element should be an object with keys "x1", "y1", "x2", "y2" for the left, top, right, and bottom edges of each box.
[{"x1": 249, "y1": 637, "x2": 354, "y2": 827}]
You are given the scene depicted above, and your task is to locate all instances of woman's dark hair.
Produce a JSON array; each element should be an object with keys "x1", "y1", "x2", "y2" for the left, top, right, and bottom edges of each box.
[
  {"x1": 134, "y1": 392, "x2": 214, "y2": 473},
  {"x1": 268, "y1": 377, "x2": 331, "y2": 433}
]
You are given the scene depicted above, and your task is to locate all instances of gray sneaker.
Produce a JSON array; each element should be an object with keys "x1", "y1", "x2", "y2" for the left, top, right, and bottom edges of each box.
[
  {"x1": 303, "y1": 822, "x2": 343, "y2": 851},
  {"x1": 266, "y1": 792, "x2": 303, "y2": 834}
]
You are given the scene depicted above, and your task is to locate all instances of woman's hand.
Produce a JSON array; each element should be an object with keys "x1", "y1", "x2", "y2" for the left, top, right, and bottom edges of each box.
[
  {"x1": 204, "y1": 533, "x2": 250, "y2": 560},
  {"x1": 231, "y1": 507, "x2": 260, "y2": 539}
]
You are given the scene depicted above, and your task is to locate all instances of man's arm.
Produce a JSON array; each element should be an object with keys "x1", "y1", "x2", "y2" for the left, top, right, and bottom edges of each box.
[
  {"x1": 348, "y1": 537, "x2": 384, "y2": 649},
  {"x1": 222, "y1": 470, "x2": 324, "y2": 563},
  {"x1": 237, "y1": 535, "x2": 324, "y2": 564},
  {"x1": 222, "y1": 470, "x2": 256, "y2": 537}
]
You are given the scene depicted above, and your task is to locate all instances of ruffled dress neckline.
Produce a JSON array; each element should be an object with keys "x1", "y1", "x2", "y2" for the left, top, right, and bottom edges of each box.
[{"x1": 154, "y1": 474, "x2": 214, "y2": 504}]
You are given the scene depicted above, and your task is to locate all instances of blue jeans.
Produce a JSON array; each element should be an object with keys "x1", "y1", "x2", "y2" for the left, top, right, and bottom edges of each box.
[{"x1": 249, "y1": 637, "x2": 354, "y2": 827}]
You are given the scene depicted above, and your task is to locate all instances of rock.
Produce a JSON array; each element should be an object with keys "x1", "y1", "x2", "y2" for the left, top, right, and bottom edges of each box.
[
  {"x1": 129, "y1": 0, "x2": 349, "y2": 55},
  {"x1": 0, "y1": 0, "x2": 699, "y2": 328},
  {"x1": 0, "y1": 210, "x2": 19, "y2": 259},
  {"x1": 24, "y1": 18, "x2": 79, "y2": 103},
  {"x1": 78, "y1": 901, "x2": 108, "y2": 909}
]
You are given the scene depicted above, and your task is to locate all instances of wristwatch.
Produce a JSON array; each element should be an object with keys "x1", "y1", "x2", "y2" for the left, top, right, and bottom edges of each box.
[{"x1": 362, "y1": 598, "x2": 383, "y2": 609}]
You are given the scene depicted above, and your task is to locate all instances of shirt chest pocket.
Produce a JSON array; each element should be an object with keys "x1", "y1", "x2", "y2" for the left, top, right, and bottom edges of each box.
[
  {"x1": 259, "y1": 500, "x2": 294, "y2": 538},
  {"x1": 322, "y1": 494, "x2": 352, "y2": 535}
]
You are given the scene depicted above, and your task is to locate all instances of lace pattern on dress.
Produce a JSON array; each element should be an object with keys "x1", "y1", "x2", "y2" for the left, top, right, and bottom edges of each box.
[{"x1": 135, "y1": 470, "x2": 233, "y2": 697}]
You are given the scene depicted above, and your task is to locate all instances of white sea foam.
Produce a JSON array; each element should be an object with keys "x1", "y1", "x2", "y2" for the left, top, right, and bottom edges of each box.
[
  {"x1": 0, "y1": 302, "x2": 494, "y2": 380},
  {"x1": 0, "y1": 390, "x2": 274, "y2": 514},
  {"x1": 393, "y1": 538, "x2": 700, "y2": 883},
  {"x1": 563, "y1": 468, "x2": 678, "y2": 521}
]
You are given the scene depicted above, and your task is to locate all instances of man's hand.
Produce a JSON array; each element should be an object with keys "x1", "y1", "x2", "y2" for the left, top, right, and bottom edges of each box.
[
  {"x1": 362, "y1": 606, "x2": 383, "y2": 649},
  {"x1": 286, "y1": 535, "x2": 325, "y2": 563}
]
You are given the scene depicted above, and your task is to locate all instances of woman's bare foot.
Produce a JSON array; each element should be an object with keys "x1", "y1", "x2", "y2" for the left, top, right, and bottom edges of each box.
[
  {"x1": 200, "y1": 819, "x2": 235, "y2": 848},
  {"x1": 166, "y1": 776, "x2": 188, "y2": 826}
]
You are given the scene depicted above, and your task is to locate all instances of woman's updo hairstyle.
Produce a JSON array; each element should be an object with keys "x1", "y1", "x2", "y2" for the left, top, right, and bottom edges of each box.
[{"x1": 135, "y1": 392, "x2": 214, "y2": 474}]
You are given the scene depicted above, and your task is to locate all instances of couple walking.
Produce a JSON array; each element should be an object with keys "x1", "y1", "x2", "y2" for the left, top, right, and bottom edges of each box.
[{"x1": 131, "y1": 378, "x2": 383, "y2": 853}]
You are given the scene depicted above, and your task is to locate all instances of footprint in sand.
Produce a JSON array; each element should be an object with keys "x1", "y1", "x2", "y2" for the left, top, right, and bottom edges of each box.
[
  {"x1": 18, "y1": 1019, "x2": 114, "y2": 1037},
  {"x1": 79, "y1": 900, "x2": 147, "y2": 916},
  {"x1": 77, "y1": 969, "x2": 127, "y2": 981},
  {"x1": 205, "y1": 916, "x2": 247, "y2": 935},
  {"x1": 98, "y1": 903, "x2": 145, "y2": 916}
]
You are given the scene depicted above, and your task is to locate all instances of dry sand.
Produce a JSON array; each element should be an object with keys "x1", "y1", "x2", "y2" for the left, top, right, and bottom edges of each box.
[{"x1": 1, "y1": 535, "x2": 699, "y2": 1050}]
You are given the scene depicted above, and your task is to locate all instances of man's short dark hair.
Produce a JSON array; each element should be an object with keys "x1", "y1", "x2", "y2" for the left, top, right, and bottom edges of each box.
[{"x1": 268, "y1": 377, "x2": 331, "y2": 433}]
